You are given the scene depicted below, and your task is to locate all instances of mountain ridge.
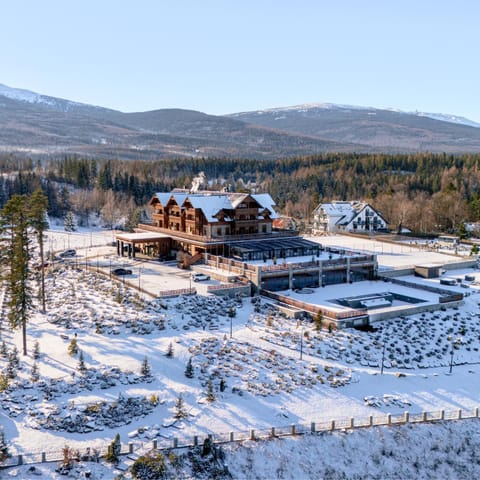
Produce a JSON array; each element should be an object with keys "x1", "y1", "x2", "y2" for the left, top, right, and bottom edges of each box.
[{"x1": 1, "y1": 82, "x2": 480, "y2": 159}]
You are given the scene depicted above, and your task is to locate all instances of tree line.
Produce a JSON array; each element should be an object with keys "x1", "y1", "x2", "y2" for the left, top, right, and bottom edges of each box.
[{"x1": 0, "y1": 152, "x2": 480, "y2": 234}]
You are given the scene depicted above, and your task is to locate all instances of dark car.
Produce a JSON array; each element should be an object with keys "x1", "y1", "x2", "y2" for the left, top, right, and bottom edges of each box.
[
  {"x1": 112, "y1": 268, "x2": 133, "y2": 276},
  {"x1": 59, "y1": 249, "x2": 76, "y2": 258}
]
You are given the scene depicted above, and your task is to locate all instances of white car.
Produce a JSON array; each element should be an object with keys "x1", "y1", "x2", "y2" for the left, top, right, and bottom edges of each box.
[{"x1": 192, "y1": 273, "x2": 210, "y2": 282}]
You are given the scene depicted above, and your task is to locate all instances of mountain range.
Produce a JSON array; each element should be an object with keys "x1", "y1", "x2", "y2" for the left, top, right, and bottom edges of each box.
[{"x1": 1, "y1": 83, "x2": 480, "y2": 160}]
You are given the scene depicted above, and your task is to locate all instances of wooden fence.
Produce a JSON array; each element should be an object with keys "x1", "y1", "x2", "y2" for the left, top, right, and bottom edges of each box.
[{"x1": 2, "y1": 406, "x2": 479, "y2": 469}]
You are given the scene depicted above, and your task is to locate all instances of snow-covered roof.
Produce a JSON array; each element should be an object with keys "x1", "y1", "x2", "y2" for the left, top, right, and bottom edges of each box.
[
  {"x1": 252, "y1": 193, "x2": 279, "y2": 219},
  {"x1": 186, "y1": 195, "x2": 232, "y2": 222},
  {"x1": 319, "y1": 201, "x2": 372, "y2": 225},
  {"x1": 151, "y1": 190, "x2": 279, "y2": 222}
]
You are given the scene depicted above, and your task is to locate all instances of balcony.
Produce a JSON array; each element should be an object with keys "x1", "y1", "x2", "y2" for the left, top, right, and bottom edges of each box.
[{"x1": 137, "y1": 223, "x2": 299, "y2": 246}]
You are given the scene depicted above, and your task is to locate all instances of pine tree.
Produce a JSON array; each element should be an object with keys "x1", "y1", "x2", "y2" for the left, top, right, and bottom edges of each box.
[
  {"x1": 30, "y1": 189, "x2": 49, "y2": 313},
  {"x1": 174, "y1": 394, "x2": 188, "y2": 419},
  {"x1": 31, "y1": 361, "x2": 39, "y2": 382},
  {"x1": 33, "y1": 340, "x2": 40, "y2": 359},
  {"x1": 184, "y1": 357, "x2": 194, "y2": 378},
  {"x1": 0, "y1": 194, "x2": 34, "y2": 356},
  {"x1": 77, "y1": 350, "x2": 86, "y2": 373},
  {"x1": 10, "y1": 346, "x2": 19, "y2": 368},
  {"x1": 0, "y1": 428, "x2": 9, "y2": 461},
  {"x1": 219, "y1": 377, "x2": 226, "y2": 392},
  {"x1": 140, "y1": 356, "x2": 152, "y2": 377},
  {"x1": 206, "y1": 378, "x2": 216, "y2": 403},
  {"x1": 64, "y1": 211, "x2": 76, "y2": 232},
  {"x1": 166, "y1": 342, "x2": 174, "y2": 358},
  {"x1": 68, "y1": 337, "x2": 79, "y2": 356},
  {"x1": 0, "y1": 341, "x2": 7, "y2": 358},
  {"x1": 6, "y1": 355, "x2": 17, "y2": 379},
  {"x1": 315, "y1": 311, "x2": 323, "y2": 331}
]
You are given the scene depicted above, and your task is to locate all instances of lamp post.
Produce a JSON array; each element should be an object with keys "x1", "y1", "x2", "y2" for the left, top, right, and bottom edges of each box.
[
  {"x1": 449, "y1": 337, "x2": 462, "y2": 374},
  {"x1": 138, "y1": 267, "x2": 142, "y2": 291},
  {"x1": 299, "y1": 322, "x2": 304, "y2": 360}
]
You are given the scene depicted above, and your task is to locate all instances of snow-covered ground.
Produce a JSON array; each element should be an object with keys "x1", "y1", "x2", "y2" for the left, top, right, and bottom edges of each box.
[{"x1": 2, "y1": 230, "x2": 480, "y2": 478}]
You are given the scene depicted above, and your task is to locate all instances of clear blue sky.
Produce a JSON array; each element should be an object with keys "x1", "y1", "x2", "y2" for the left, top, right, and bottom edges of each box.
[{"x1": 1, "y1": 0, "x2": 479, "y2": 121}]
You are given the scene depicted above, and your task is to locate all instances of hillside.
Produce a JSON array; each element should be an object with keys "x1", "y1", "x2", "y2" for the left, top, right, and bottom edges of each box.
[
  {"x1": 0, "y1": 84, "x2": 356, "y2": 160},
  {"x1": 2, "y1": 83, "x2": 480, "y2": 159},
  {"x1": 229, "y1": 104, "x2": 480, "y2": 153}
]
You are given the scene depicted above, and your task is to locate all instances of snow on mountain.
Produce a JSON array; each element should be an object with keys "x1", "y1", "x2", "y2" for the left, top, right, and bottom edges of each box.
[
  {"x1": 416, "y1": 111, "x2": 480, "y2": 128},
  {"x1": 0, "y1": 82, "x2": 98, "y2": 113},
  {"x1": 232, "y1": 102, "x2": 480, "y2": 128}
]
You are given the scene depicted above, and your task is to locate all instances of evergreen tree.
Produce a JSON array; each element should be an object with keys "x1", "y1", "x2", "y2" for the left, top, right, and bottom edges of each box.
[
  {"x1": 77, "y1": 350, "x2": 86, "y2": 373},
  {"x1": 10, "y1": 345, "x2": 19, "y2": 368},
  {"x1": 315, "y1": 311, "x2": 323, "y2": 331},
  {"x1": 30, "y1": 189, "x2": 49, "y2": 313},
  {"x1": 105, "y1": 433, "x2": 121, "y2": 464},
  {"x1": 219, "y1": 377, "x2": 226, "y2": 392},
  {"x1": 33, "y1": 340, "x2": 40, "y2": 359},
  {"x1": 0, "y1": 428, "x2": 9, "y2": 462},
  {"x1": 174, "y1": 394, "x2": 188, "y2": 419},
  {"x1": 184, "y1": 357, "x2": 194, "y2": 378},
  {"x1": 64, "y1": 211, "x2": 76, "y2": 232},
  {"x1": 166, "y1": 342, "x2": 174, "y2": 358},
  {"x1": 6, "y1": 354, "x2": 17, "y2": 379},
  {"x1": 0, "y1": 341, "x2": 7, "y2": 358},
  {"x1": 31, "y1": 361, "x2": 39, "y2": 382},
  {"x1": 206, "y1": 378, "x2": 216, "y2": 403},
  {"x1": 140, "y1": 356, "x2": 152, "y2": 377},
  {"x1": 0, "y1": 194, "x2": 33, "y2": 355}
]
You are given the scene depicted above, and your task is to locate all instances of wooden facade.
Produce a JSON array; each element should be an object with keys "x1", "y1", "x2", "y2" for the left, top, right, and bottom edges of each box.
[{"x1": 142, "y1": 190, "x2": 282, "y2": 255}]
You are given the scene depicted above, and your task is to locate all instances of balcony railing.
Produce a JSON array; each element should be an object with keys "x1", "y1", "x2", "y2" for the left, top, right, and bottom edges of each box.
[{"x1": 137, "y1": 223, "x2": 298, "y2": 244}]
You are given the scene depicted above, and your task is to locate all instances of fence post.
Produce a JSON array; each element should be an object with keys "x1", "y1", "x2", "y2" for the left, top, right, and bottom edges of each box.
[
  {"x1": 173, "y1": 438, "x2": 178, "y2": 448},
  {"x1": 152, "y1": 439, "x2": 157, "y2": 450},
  {"x1": 291, "y1": 424, "x2": 296, "y2": 436},
  {"x1": 311, "y1": 422, "x2": 316, "y2": 433},
  {"x1": 349, "y1": 418, "x2": 354, "y2": 429},
  {"x1": 369, "y1": 415, "x2": 373, "y2": 426},
  {"x1": 330, "y1": 420, "x2": 335, "y2": 431},
  {"x1": 18, "y1": 454, "x2": 23, "y2": 465},
  {"x1": 458, "y1": 409, "x2": 462, "y2": 420},
  {"x1": 404, "y1": 411, "x2": 409, "y2": 423},
  {"x1": 271, "y1": 427, "x2": 276, "y2": 437},
  {"x1": 128, "y1": 442, "x2": 133, "y2": 454},
  {"x1": 440, "y1": 409, "x2": 445, "y2": 420},
  {"x1": 229, "y1": 432, "x2": 234, "y2": 442},
  {"x1": 194, "y1": 435, "x2": 198, "y2": 446},
  {"x1": 250, "y1": 429, "x2": 255, "y2": 440},
  {"x1": 41, "y1": 452, "x2": 46, "y2": 463},
  {"x1": 475, "y1": 407, "x2": 479, "y2": 418},
  {"x1": 422, "y1": 412, "x2": 427, "y2": 422},
  {"x1": 387, "y1": 413, "x2": 392, "y2": 425}
]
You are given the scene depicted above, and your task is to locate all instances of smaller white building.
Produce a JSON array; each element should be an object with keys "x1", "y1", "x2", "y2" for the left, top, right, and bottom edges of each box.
[{"x1": 312, "y1": 201, "x2": 388, "y2": 234}]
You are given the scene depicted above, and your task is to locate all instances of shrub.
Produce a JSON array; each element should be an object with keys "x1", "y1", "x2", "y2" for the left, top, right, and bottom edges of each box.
[
  {"x1": 68, "y1": 338, "x2": 78, "y2": 356},
  {"x1": 105, "y1": 433, "x2": 121, "y2": 464},
  {"x1": 131, "y1": 451, "x2": 166, "y2": 479}
]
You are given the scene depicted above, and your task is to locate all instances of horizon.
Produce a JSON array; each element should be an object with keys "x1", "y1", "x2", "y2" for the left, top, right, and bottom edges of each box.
[{"x1": 1, "y1": 1, "x2": 479, "y2": 122}]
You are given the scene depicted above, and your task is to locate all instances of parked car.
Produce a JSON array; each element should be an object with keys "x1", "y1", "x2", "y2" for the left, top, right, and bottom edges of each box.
[
  {"x1": 59, "y1": 249, "x2": 76, "y2": 258},
  {"x1": 192, "y1": 273, "x2": 210, "y2": 282},
  {"x1": 112, "y1": 268, "x2": 133, "y2": 276}
]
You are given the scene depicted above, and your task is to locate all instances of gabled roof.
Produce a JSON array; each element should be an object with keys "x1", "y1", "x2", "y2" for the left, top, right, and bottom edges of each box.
[
  {"x1": 252, "y1": 193, "x2": 279, "y2": 219},
  {"x1": 186, "y1": 195, "x2": 232, "y2": 222},
  {"x1": 316, "y1": 201, "x2": 385, "y2": 226},
  {"x1": 150, "y1": 190, "x2": 279, "y2": 223}
]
